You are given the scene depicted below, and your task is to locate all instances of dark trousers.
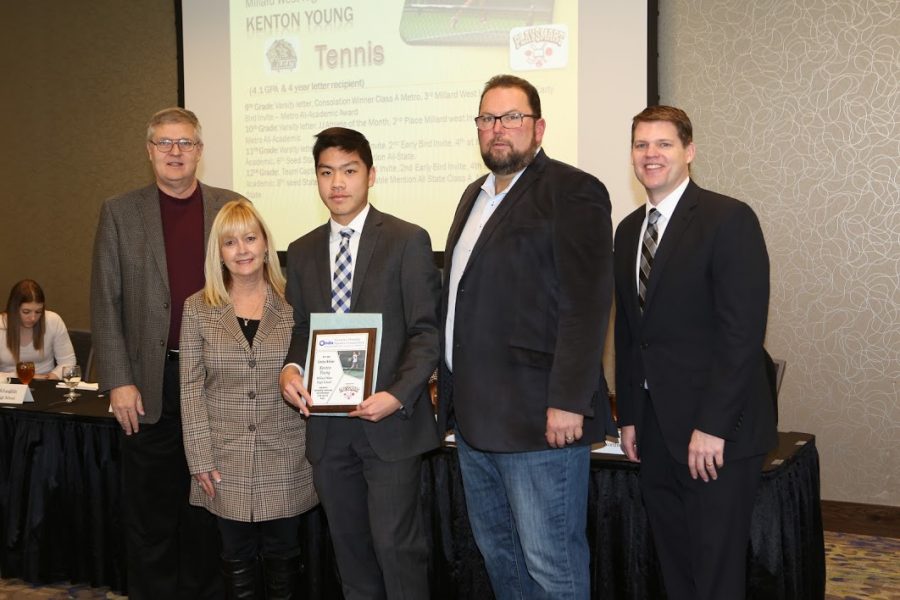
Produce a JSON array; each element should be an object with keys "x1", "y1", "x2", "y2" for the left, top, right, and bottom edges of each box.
[
  {"x1": 312, "y1": 418, "x2": 429, "y2": 600},
  {"x1": 639, "y1": 392, "x2": 764, "y2": 600},
  {"x1": 120, "y1": 360, "x2": 222, "y2": 599},
  {"x1": 218, "y1": 515, "x2": 302, "y2": 561}
]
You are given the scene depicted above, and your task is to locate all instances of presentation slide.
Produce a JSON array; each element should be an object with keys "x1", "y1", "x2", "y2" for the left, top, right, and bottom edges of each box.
[{"x1": 183, "y1": 1, "x2": 652, "y2": 250}]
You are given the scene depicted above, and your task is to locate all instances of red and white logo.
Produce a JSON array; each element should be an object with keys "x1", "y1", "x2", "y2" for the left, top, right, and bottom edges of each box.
[{"x1": 509, "y1": 24, "x2": 568, "y2": 71}]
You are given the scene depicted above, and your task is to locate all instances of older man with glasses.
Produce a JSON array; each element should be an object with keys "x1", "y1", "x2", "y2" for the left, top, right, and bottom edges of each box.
[{"x1": 91, "y1": 107, "x2": 241, "y2": 599}]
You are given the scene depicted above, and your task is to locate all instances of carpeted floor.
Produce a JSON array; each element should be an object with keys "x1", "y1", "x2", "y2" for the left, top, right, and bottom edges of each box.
[
  {"x1": 0, "y1": 580, "x2": 124, "y2": 599},
  {"x1": 825, "y1": 530, "x2": 900, "y2": 599},
  {"x1": 2, "y1": 530, "x2": 898, "y2": 598}
]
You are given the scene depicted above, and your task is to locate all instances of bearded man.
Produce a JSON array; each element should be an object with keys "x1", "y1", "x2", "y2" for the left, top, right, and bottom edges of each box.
[{"x1": 437, "y1": 74, "x2": 614, "y2": 600}]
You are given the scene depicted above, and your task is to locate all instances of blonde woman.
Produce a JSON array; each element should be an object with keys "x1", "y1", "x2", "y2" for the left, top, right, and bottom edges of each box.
[{"x1": 180, "y1": 199, "x2": 317, "y2": 599}]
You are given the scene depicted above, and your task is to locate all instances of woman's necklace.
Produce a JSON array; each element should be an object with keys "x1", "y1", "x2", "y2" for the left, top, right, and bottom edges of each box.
[{"x1": 237, "y1": 287, "x2": 265, "y2": 326}]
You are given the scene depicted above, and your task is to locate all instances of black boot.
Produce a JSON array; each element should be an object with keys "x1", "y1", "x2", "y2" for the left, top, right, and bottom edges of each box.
[
  {"x1": 262, "y1": 553, "x2": 302, "y2": 600},
  {"x1": 222, "y1": 557, "x2": 259, "y2": 600}
]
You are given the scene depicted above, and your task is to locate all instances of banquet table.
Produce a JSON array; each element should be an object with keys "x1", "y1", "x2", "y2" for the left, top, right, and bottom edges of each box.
[{"x1": 0, "y1": 380, "x2": 824, "y2": 598}]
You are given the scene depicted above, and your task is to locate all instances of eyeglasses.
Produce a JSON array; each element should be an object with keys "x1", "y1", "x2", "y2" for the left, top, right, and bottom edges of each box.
[
  {"x1": 473, "y1": 112, "x2": 539, "y2": 130},
  {"x1": 149, "y1": 138, "x2": 202, "y2": 153}
]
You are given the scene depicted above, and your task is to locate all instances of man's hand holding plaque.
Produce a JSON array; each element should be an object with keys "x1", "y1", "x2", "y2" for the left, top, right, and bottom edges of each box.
[{"x1": 348, "y1": 391, "x2": 402, "y2": 422}]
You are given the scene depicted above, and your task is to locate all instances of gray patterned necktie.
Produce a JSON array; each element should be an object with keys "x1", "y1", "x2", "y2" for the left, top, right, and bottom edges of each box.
[
  {"x1": 331, "y1": 228, "x2": 353, "y2": 313},
  {"x1": 639, "y1": 208, "x2": 660, "y2": 312}
]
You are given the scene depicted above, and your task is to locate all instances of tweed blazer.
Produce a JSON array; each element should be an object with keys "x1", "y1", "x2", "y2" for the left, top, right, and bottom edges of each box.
[
  {"x1": 180, "y1": 286, "x2": 317, "y2": 522},
  {"x1": 90, "y1": 182, "x2": 241, "y2": 424}
]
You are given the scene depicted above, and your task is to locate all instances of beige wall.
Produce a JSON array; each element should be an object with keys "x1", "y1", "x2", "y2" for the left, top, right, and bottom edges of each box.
[
  {"x1": 1, "y1": 1, "x2": 897, "y2": 505},
  {"x1": 657, "y1": 0, "x2": 899, "y2": 505},
  {"x1": 0, "y1": 1, "x2": 177, "y2": 330}
]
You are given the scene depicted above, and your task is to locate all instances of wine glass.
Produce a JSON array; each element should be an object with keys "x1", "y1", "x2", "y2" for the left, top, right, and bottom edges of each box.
[
  {"x1": 62, "y1": 365, "x2": 82, "y2": 402},
  {"x1": 16, "y1": 361, "x2": 35, "y2": 387}
]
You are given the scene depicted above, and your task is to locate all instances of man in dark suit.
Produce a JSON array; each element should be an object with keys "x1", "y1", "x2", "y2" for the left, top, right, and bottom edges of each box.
[
  {"x1": 614, "y1": 105, "x2": 777, "y2": 600},
  {"x1": 437, "y1": 75, "x2": 614, "y2": 599},
  {"x1": 279, "y1": 127, "x2": 440, "y2": 600},
  {"x1": 91, "y1": 107, "x2": 239, "y2": 598}
]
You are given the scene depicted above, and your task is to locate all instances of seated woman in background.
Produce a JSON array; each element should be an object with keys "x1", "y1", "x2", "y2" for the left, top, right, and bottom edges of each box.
[
  {"x1": 180, "y1": 199, "x2": 317, "y2": 599},
  {"x1": 0, "y1": 279, "x2": 76, "y2": 380}
]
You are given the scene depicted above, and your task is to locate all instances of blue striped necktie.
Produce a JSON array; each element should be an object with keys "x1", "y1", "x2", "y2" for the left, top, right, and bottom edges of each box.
[{"x1": 331, "y1": 228, "x2": 353, "y2": 313}]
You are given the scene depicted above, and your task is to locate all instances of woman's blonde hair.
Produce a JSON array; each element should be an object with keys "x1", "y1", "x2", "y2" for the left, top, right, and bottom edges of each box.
[{"x1": 202, "y1": 199, "x2": 285, "y2": 306}]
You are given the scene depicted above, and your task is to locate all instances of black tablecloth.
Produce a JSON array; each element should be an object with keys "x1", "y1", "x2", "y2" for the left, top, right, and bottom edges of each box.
[
  {"x1": 423, "y1": 432, "x2": 825, "y2": 599},
  {"x1": 1, "y1": 382, "x2": 824, "y2": 598},
  {"x1": 0, "y1": 380, "x2": 124, "y2": 588}
]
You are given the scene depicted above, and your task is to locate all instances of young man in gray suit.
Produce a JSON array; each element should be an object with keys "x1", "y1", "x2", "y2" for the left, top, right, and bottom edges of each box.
[
  {"x1": 280, "y1": 127, "x2": 440, "y2": 599},
  {"x1": 615, "y1": 106, "x2": 776, "y2": 599},
  {"x1": 90, "y1": 108, "x2": 240, "y2": 599},
  {"x1": 438, "y1": 74, "x2": 614, "y2": 599}
]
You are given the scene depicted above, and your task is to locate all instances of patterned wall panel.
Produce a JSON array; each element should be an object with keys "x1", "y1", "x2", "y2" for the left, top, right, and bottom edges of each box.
[
  {"x1": 0, "y1": 1, "x2": 178, "y2": 331},
  {"x1": 657, "y1": 0, "x2": 899, "y2": 504}
]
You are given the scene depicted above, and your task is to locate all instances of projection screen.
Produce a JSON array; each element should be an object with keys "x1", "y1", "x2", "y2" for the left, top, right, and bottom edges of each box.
[{"x1": 181, "y1": 0, "x2": 658, "y2": 250}]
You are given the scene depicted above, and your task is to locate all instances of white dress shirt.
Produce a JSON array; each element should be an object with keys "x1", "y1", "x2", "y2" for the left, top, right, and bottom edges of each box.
[
  {"x1": 328, "y1": 203, "x2": 371, "y2": 295},
  {"x1": 444, "y1": 165, "x2": 530, "y2": 370},
  {"x1": 285, "y1": 204, "x2": 371, "y2": 376},
  {"x1": 634, "y1": 177, "x2": 690, "y2": 295}
]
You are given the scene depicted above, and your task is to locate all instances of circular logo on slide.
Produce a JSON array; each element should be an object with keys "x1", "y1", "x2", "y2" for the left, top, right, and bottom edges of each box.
[{"x1": 267, "y1": 39, "x2": 298, "y2": 72}]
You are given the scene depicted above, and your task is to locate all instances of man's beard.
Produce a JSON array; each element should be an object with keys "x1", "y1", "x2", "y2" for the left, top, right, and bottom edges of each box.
[{"x1": 481, "y1": 139, "x2": 537, "y2": 175}]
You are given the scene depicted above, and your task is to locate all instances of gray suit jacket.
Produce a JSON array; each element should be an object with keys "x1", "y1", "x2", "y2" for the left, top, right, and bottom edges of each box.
[
  {"x1": 284, "y1": 206, "x2": 441, "y2": 462},
  {"x1": 90, "y1": 182, "x2": 241, "y2": 424}
]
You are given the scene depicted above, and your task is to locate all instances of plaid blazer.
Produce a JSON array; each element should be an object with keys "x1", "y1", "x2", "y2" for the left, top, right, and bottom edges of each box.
[{"x1": 180, "y1": 286, "x2": 317, "y2": 521}]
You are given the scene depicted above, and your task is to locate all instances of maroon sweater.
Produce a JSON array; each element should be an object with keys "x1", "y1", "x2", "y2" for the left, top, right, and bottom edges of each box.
[{"x1": 158, "y1": 184, "x2": 205, "y2": 350}]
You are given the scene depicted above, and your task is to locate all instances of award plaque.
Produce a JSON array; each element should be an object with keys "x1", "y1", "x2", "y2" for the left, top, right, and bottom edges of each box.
[{"x1": 307, "y1": 328, "x2": 377, "y2": 413}]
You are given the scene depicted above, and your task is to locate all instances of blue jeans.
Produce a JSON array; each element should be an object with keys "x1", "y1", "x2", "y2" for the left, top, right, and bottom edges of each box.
[{"x1": 456, "y1": 432, "x2": 591, "y2": 600}]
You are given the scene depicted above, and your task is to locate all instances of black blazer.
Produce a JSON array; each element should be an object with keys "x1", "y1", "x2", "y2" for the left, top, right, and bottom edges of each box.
[
  {"x1": 438, "y1": 149, "x2": 615, "y2": 452},
  {"x1": 613, "y1": 180, "x2": 777, "y2": 463},
  {"x1": 284, "y1": 206, "x2": 441, "y2": 462}
]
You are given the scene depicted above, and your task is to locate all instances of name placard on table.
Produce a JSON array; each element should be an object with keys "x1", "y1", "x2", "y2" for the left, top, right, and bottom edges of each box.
[{"x1": 0, "y1": 383, "x2": 35, "y2": 405}]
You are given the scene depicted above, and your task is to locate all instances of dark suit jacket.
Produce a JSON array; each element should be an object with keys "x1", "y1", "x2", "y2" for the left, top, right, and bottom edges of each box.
[
  {"x1": 284, "y1": 206, "x2": 441, "y2": 463},
  {"x1": 438, "y1": 149, "x2": 615, "y2": 452},
  {"x1": 90, "y1": 182, "x2": 240, "y2": 424},
  {"x1": 614, "y1": 180, "x2": 777, "y2": 463}
]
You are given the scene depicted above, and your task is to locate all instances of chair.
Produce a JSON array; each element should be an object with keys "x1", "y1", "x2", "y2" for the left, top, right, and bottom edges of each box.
[
  {"x1": 764, "y1": 351, "x2": 786, "y2": 426},
  {"x1": 772, "y1": 358, "x2": 787, "y2": 397},
  {"x1": 68, "y1": 329, "x2": 94, "y2": 381}
]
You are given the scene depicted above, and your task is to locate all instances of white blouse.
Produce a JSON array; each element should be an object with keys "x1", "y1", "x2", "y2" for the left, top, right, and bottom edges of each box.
[{"x1": 0, "y1": 311, "x2": 76, "y2": 379}]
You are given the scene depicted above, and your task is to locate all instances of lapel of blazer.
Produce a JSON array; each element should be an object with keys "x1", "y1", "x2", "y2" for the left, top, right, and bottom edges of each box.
[
  {"x1": 643, "y1": 179, "x2": 700, "y2": 313},
  {"x1": 445, "y1": 177, "x2": 486, "y2": 260},
  {"x1": 217, "y1": 300, "x2": 251, "y2": 354},
  {"x1": 619, "y1": 209, "x2": 644, "y2": 317},
  {"x1": 351, "y1": 206, "x2": 383, "y2": 310},
  {"x1": 458, "y1": 149, "x2": 547, "y2": 282},
  {"x1": 137, "y1": 185, "x2": 170, "y2": 293},
  {"x1": 253, "y1": 285, "x2": 282, "y2": 350},
  {"x1": 310, "y1": 222, "x2": 333, "y2": 311},
  {"x1": 217, "y1": 285, "x2": 283, "y2": 354}
]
